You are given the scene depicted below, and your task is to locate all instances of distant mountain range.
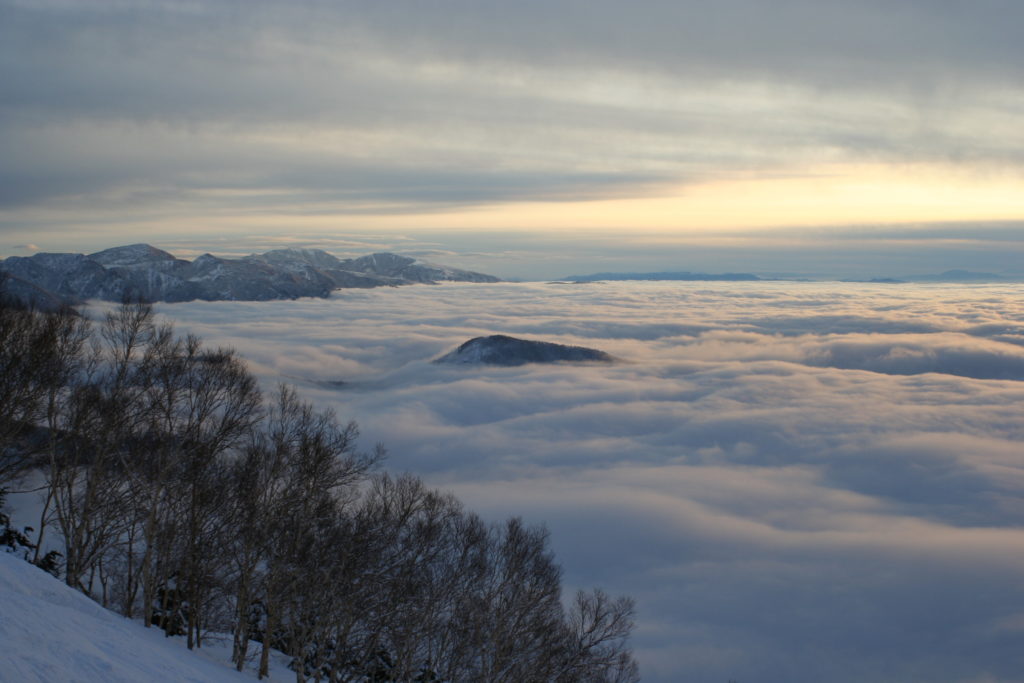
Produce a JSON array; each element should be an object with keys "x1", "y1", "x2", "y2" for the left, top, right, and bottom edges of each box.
[
  {"x1": 563, "y1": 271, "x2": 761, "y2": 282},
  {"x1": 0, "y1": 244, "x2": 499, "y2": 306},
  {"x1": 901, "y1": 269, "x2": 1014, "y2": 282},
  {"x1": 564, "y1": 269, "x2": 1022, "y2": 284},
  {"x1": 843, "y1": 270, "x2": 1020, "y2": 284}
]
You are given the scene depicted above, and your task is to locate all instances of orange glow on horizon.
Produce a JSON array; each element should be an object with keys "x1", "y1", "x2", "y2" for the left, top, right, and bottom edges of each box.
[
  {"x1": 351, "y1": 163, "x2": 1024, "y2": 234},
  {"x1": 4, "y1": 163, "x2": 1023, "y2": 249}
]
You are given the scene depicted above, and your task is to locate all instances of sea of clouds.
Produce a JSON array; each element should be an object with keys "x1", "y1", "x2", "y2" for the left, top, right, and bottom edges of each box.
[{"x1": 149, "y1": 281, "x2": 1024, "y2": 683}]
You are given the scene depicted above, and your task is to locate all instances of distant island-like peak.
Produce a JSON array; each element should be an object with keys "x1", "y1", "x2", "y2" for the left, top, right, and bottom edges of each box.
[{"x1": 434, "y1": 335, "x2": 615, "y2": 366}]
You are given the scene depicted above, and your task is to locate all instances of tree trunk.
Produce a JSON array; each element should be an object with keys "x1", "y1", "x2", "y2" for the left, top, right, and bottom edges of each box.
[
  {"x1": 232, "y1": 573, "x2": 252, "y2": 671},
  {"x1": 260, "y1": 597, "x2": 278, "y2": 680}
]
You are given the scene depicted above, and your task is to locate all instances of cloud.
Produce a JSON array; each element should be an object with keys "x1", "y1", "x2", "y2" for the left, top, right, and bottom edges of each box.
[
  {"x1": 3, "y1": 0, "x2": 1024, "y2": 255},
  {"x1": 658, "y1": 329, "x2": 1024, "y2": 380},
  {"x1": 149, "y1": 280, "x2": 1024, "y2": 683}
]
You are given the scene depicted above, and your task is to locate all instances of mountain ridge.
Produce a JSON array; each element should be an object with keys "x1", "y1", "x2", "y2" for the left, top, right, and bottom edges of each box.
[{"x1": 0, "y1": 244, "x2": 499, "y2": 306}]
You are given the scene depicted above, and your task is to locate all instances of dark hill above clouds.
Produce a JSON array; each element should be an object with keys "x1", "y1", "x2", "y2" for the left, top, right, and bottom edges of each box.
[
  {"x1": 434, "y1": 335, "x2": 615, "y2": 366},
  {"x1": 0, "y1": 244, "x2": 499, "y2": 305}
]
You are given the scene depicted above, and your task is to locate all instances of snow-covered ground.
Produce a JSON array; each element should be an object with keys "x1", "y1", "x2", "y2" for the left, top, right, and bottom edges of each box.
[{"x1": 0, "y1": 551, "x2": 293, "y2": 682}]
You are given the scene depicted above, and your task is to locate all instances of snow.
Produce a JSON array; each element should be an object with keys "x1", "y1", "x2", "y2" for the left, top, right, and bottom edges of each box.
[{"x1": 0, "y1": 552, "x2": 293, "y2": 682}]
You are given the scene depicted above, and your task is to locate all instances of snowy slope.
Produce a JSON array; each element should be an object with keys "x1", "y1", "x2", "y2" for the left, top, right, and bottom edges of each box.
[{"x1": 0, "y1": 552, "x2": 288, "y2": 682}]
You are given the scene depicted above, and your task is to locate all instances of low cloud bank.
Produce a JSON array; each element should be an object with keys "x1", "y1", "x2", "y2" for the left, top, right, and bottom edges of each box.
[{"x1": 153, "y1": 281, "x2": 1024, "y2": 683}]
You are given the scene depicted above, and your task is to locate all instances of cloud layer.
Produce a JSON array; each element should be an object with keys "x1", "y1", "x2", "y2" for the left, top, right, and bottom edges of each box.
[{"x1": 146, "y1": 280, "x2": 1024, "y2": 682}]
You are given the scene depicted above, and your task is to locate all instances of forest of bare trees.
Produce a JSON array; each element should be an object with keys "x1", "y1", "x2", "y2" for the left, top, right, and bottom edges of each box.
[{"x1": 0, "y1": 289, "x2": 640, "y2": 683}]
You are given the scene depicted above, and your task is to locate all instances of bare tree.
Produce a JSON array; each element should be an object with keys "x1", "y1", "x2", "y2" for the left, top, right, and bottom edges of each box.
[
  {"x1": 46, "y1": 302, "x2": 156, "y2": 592},
  {"x1": 0, "y1": 300, "x2": 89, "y2": 489},
  {"x1": 174, "y1": 343, "x2": 262, "y2": 649},
  {"x1": 0, "y1": 303, "x2": 46, "y2": 485},
  {"x1": 322, "y1": 473, "x2": 466, "y2": 682},
  {"x1": 230, "y1": 385, "x2": 378, "y2": 678},
  {"x1": 30, "y1": 307, "x2": 93, "y2": 564},
  {"x1": 558, "y1": 589, "x2": 640, "y2": 683},
  {"x1": 469, "y1": 517, "x2": 567, "y2": 682},
  {"x1": 313, "y1": 477, "x2": 638, "y2": 683},
  {"x1": 115, "y1": 322, "x2": 181, "y2": 622}
]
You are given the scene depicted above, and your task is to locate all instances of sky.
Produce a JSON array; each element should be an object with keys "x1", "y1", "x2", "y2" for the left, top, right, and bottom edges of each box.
[
  {"x1": 3, "y1": 0, "x2": 1024, "y2": 277},
  {"x1": 147, "y1": 280, "x2": 1024, "y2": 683}
]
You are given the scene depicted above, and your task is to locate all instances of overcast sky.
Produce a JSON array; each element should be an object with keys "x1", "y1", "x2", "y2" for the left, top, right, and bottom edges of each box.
[{"x1": 2, "y1": 0, "x2": 1024, "y2": 275}]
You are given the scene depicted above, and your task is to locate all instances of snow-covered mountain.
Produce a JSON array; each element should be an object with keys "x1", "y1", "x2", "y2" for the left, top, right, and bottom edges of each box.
[
  {"x1": 434, "y1": 334, "x2": 615, "y2": 366},
  {"x1": 0, "y1": 245, "x2": 499, "y2": 305}
]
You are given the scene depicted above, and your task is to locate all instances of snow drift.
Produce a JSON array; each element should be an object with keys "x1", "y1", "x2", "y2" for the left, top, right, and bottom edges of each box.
[{"x1": 0, "y1": 552, "x2": 280, "y2": 682}]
